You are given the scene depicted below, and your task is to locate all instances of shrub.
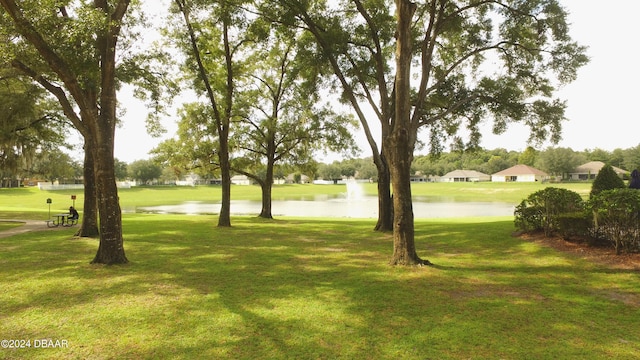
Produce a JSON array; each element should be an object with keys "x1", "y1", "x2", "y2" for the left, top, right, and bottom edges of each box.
[
  {"x1": 514, "y1": 187, "x2": 585, "y2": 237},
  {"x1": 556, "y1": 211, "x2": 592, "y2": 240},
  {"x1": 590, "y1": 164, "x2": 625, "y2": 198},
  {"x1": 588, "y1": 188, "x2": 640, "y2": 254}
]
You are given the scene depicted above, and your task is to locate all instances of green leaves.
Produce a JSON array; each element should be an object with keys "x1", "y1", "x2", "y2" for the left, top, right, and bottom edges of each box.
[
  {"x1": 588, "y1": 188, "x2": 640, "y2": 253},
  {"x1": 0, "y1": 70, "x2": 68, "y2": 177},
  {"x1": 590, "y1": 164, "x2": 626, "y2": 198},
  {"x1": 514, "y1": 187, "x2": 585, "y2": 236}
]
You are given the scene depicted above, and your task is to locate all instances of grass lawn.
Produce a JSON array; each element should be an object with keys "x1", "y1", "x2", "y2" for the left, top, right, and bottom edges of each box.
[
  {"x1": 1, "y1": 213, "x2": 639, "y2": 359},
  {"x1": 0, "y1": 222, "x2": 22, "y2": 232}
]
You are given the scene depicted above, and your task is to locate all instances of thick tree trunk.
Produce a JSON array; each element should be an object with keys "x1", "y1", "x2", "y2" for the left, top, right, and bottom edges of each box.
[
  {"x1": 374, "y1": 153, "x2": 393, "y2": 232},
  {"x1": 388, "y1": 0, "x2": 429, "y2": 266},
  {"x1": 218, "y1": 138, "x2": 232, "y2": 227},
  {"x1": 91, "y1": 3, "x2": 129, "y2": 263},
  {"x1": 90, "y1": 140, "x2": 128, "y2": 264},
  {"x1": 259, "y1": 159, "x2": 274, "y2": 219},
  {"x1": 75, "y1": 140, "x2": 99, "y2": 237},
  {"x1": 387, "y1": 131, "x2": 427, "y2": 265},
  {"x1": 259, "y1": 181, "x2": 273, "y2": 219}
]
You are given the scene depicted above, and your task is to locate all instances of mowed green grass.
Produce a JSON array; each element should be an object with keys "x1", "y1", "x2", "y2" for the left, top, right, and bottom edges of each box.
[
  {"x1": 2, "y1": 182, "x2": 637, "y2": 359},
  {"x1": 1, "y1": 214, "x2": 639, "y2": 359},
  {"x1": 0, "y1": 222, "x2": 21, "y2": 232}
]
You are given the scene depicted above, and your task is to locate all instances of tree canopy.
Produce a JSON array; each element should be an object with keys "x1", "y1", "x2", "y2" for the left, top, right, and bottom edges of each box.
[{"x1": 0, "y1": 70, "x2": 68, "y2": 180}]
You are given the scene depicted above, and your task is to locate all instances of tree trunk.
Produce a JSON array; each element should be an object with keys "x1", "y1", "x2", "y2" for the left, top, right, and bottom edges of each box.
[
  {"x1": 75, "y1": 140, "x2": 99, "y2": 237},
  {"x1": 388, "y1": 0, "x2": 429, "y2": 266},
  {"x1": 374, "y1": 153, "x2": 393, "y2": 232},
  {"x1": 89, "y1": 64, "x2": 127, "y2": 264},
  {"x1": 259, "y1": 158, "x2": 275, "y2": 219},
  {"x1": 259, "y1": 181, "x2": 273, "y2": 219},
  {"x1": 217, "y1": 137, "x2": 232, "y2": 227},
  {"x1": 387, "y1": 131, "x2": 427, "y2": 265},
  {"x1": 217, "y1": 18, "x2": 234, "y2": 228},
  {"x1": 90, "y1": 2, "x2": 129, "y2": 264},
  {"x1": 90, "y1": 136, "x2": 128, "y2": 264}
]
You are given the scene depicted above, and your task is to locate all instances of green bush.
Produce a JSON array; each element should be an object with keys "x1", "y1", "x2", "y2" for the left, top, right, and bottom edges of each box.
[
  {"x1": 590, "y1": 164, "x2": 625, "y2": 198},
  {"x1": 588, "y1": 188, "x2": 640, "y2": 254},
  {"x1": 514, "y1": 187, "x2": 584, "y2": 237},
  {"x1": 557, "y1": 211, "x2": 592, "y2": 240}
]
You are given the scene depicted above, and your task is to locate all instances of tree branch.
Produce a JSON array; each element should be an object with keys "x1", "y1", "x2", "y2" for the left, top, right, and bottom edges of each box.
[{"x1": 11, "y1": 60, "x2": 87, "y2": 135}]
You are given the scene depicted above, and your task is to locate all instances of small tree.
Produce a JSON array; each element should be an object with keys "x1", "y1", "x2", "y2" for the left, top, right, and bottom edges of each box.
[
  {"x1": 318, "y1": 162, "x2": 344, "y2": 184},
  {"x1": 114, "y1": 159, "x2": 129, "y2": 181},
  {"x1": 128, "y1": 159, "x2": 162, "y2": 185},
  {"x1": 590, "y1": 164, "x2": 625, "y2": 198},
  {"x1": 536, "y1": 147, "x2": 586, "y2": 179}
]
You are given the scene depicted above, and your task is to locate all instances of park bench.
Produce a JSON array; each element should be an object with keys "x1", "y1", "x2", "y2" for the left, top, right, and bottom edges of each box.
[{"x1": 46, "y1": 214, "x2": 78, "y2": 228}]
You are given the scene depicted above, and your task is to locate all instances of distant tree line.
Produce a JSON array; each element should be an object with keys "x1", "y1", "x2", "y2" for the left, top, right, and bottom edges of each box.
[
  {"x1": 7, "y1": 144, "x2": 639, "y2": 188},
  {"x1": 318, "y1": 145, "x2": 640, "y2": 181}
]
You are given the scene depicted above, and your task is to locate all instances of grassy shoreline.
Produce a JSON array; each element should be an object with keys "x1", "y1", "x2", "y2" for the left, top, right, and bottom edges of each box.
[{"x1": 0, "y1": 182, "x2": 592, "y2": 220}]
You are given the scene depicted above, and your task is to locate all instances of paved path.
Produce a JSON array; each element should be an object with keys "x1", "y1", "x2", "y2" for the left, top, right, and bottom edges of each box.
[{"x1": 0, "y1": 219, "x2": 68, "y2": 239}]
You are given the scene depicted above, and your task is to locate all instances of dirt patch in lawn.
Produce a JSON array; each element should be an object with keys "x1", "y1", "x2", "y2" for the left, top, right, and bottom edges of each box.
[{"x1": 517, "y1": 231, "x2": 640, "y2": 271}]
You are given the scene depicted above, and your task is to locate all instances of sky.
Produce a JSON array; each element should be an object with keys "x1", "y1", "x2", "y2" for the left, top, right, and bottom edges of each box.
[{"x1": 109, "y1": 1, "x2": 640, "y2": 164}]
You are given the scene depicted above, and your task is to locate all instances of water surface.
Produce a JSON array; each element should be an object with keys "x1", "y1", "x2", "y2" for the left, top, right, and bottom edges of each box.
[{"x1": 136, "y1": 196, "x2": 515, "y2": 219}]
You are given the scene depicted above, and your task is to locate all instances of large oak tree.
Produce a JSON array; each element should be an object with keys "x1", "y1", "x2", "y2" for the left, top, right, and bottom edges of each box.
[
  {"x1": 0, "y1": 0, "x2": 132, "y2": 263},
  {"x1": 278, "y1": 0, "x2": 588, "y2": 265},
  {"x1": 389, "y1": 0, "x2": 588, "y2": 265}
]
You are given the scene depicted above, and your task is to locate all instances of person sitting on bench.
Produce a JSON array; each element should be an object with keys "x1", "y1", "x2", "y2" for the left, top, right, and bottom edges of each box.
[{"x1": 68, "y1": 206, "x2": 79, "y2": 221}]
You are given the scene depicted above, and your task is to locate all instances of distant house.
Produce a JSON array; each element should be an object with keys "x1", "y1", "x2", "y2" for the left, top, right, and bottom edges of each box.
[
  {"x1": 231, "y1": 175, "x2": 252, "y2": 186},
  {"x1": 410, "y1": 174, "x2": 427, "y2": 182},
  {"x1": 285, "y1": 173, "x2": 311, "y2": 184},
  {"x1": 440, "y1": 170, "x2": 491, "y2": 182},
  {"x1": 410, "y1": 171, "x2": 439, "y2": 183},
  {"x1": 491, "y1": 164, "x2": 549, "y2": 182},
  {"x1": 568, "y1": 161, "x2": 627, "y2": 180},
  {"x1": 175, "y1": 173, "x2": 200, "y2": 186}
]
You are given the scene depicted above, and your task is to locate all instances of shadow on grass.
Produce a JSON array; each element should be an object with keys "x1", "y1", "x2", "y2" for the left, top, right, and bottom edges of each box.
[{"x1": 1, "y1": 216, "x2": 639, "y2": 359}]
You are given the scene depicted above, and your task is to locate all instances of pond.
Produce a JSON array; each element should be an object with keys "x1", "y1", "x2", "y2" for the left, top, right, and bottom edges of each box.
[{"x1": 134, "y1": 195, "x2": 515, "y2": 219}]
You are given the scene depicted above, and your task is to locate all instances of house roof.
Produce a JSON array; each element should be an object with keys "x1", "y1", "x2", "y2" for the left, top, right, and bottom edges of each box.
[
  {"x1": 442, "y1": 170, "x2": 490, "y2": 178},
  {"x1": 492, "y1": 164, "x2": 548, "y2": 176},
  {"x1": 572, "y1": 161, "x2": 627, "y2": 175}
]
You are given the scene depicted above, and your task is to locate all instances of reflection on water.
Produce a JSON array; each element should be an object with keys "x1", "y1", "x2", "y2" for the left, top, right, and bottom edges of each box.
[{"x1": 135, "y1": 196, "x2": 515, "y2": 219}]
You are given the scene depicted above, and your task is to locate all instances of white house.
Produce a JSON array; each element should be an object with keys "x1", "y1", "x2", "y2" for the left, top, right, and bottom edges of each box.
[
  {"x1": 440, "y1": 170, "x2": 491, "y2": 182},
  {"x1": 568, "y1": 161, "x2": 627, "y2": 180},
  {"x1": 231, "y1": 175, "x2": 252, "y2": 186},
  {"x1": 491, "y1": 164, "x2": 549, "y2": 182}
]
